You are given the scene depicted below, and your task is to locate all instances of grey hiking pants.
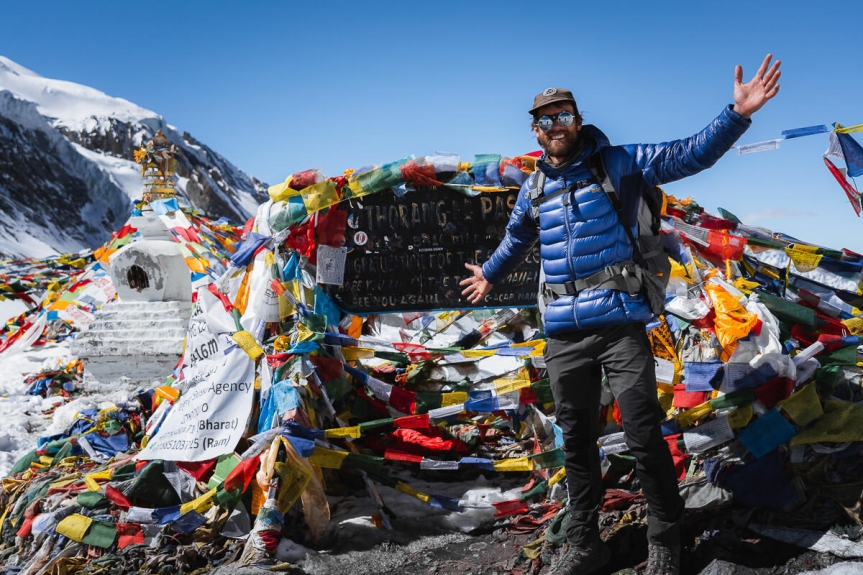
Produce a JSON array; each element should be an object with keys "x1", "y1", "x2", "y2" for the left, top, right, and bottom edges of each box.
[{"x1": 545, "y1": 321, "x2": 684, "y2": 547}]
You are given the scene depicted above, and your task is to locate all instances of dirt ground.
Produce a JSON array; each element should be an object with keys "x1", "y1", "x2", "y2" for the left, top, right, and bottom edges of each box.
[{"x1": 216, "y1": 519, "x2": 863, "y2": 575}]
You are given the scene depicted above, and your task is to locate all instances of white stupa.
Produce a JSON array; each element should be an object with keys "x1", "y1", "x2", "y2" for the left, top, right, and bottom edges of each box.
[{"x1": 71, "y1": 131, "x2": 192, "y2": 388}]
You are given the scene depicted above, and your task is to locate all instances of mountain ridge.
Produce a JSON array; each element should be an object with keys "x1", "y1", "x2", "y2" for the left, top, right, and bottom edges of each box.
[{"x1": 0, "y1": 56, "x2": 267, "y2": 259}]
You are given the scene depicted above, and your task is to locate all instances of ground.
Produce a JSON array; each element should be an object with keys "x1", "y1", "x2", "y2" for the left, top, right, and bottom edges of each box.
[{"x1": 211, "y1": 519, "x2": 863, "y2": 575}]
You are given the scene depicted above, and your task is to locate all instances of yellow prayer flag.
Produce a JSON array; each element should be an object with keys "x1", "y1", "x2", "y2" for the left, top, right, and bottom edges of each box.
[
  {"x1": 779, "y1": 383, "x2": 823, "y2": 427},
  {"x1": 180, "y1": 488, "x2": 217, "y2": 516},
  {"x1": 2, "y1": 478, "x2": 27, "y2": 495},
  {"x1": 727, "y1": 404, "x2": 754, "y2": 429},
  {"x1": 274, "y1": 461, "x2": 313, "y2": 514},
  {"x1": 308, "y1": 447, "x2": 349, "y2": 469},
  {"x1": 301, "y1": 180, "x2": 340, "y2": 213},
  {"x1": 511, "y1": 339, "x2": 546, "y2": 356},
  {"x1": 658, "y1": 390, "x2": 675, "y2": 415},
  {"x1": 49, "y1": 476, "x2": 80, "y2": 490},
  {"x1": 493, "y1": 457, "x2": 534, "y2": 472},
  {"x1": 470, "y1": 185, "x2": 509, "y2": 193},
  {"x1": 233, "y1": 331, "x2": 265, "y2": 361},
  {"x1": 56, "y1": 514, "x2": 93, "y2": 542},
  {"x1": 296, "y1": 322, "x2": 317, "y2": 343},
  {"x1": 268, "y1": 177, "x2": 302, "y2": 203},
  {"x1": 324, "y1": 426, "x2": 361, "y2": 439},
  {"x1": 786, "y1": 248, "x2": 823, "y2": 273},
  {"x1": 461, "y1": 349, "x2": 496, "y2": 358},
  {"x1": 548, "y1": 467, "x2": 567, "y2": 486},
  {"x1": 346, "y1": 178, "x2": 368, "y2": 199},
  {"x1": 395, "y1": 482, "x2": 430, "y2": 502},
  {"x1": 842, "y1": 317, "x2": 863, "y2": 335},
  {"x1": 494, "y1": 375, "x2": 532, "y2": 396},
  {"x1": 441, "y1": 392, "x2": 469, "y2": 407},
  {"x1": 84, "y1": 475, "x2": 102, "y2": 492},
  {"x1": 675, "y1": 401, "x2": 714, "y2": 428},
  {"x1": 341, "y1": 347, "x2": 375, "y2": 361},
  {"x1": 89, "y1": 469, "x2": 112, "y2": 482},
  {"x1": 836, "y1": 123, "x2": 863, "y2": 134}
]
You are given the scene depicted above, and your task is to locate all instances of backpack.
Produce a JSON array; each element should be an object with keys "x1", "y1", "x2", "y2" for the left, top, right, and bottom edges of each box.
[{"x1": 527, "y1": 152, "x2": 670, "y2": 317}]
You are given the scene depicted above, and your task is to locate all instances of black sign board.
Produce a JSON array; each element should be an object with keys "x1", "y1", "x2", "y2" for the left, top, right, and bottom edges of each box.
[{"x1": 327, "y1": 187, "x2": 540, "y2": 314}]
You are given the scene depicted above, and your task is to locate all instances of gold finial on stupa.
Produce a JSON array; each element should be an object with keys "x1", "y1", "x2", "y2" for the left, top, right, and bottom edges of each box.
[{"x1": 133, "y1": 129, "x2": 178, "y2": 203}]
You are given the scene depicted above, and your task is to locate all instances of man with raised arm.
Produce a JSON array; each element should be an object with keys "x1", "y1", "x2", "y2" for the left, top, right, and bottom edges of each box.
[{"x1": 460, "y1": 55, "x2": 781, "y2": 575}]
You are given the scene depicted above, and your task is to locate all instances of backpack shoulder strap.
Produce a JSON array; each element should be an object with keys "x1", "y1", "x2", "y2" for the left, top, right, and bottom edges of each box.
[
  {"x1": 526, "y1": 170, "x2": 547, "y2": 220},
  {"x1": 587, "y1": 153, "x2": 645, "y2": 266}
]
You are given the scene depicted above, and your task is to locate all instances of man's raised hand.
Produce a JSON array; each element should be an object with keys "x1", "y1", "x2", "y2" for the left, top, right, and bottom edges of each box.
[{"x1": 733, "y1": 54, "x2": 781, "y2": 119}]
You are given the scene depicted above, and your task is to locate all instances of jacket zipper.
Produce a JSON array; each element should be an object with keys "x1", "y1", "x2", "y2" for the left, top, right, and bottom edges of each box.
[{"x1": 562, "y1": 176, "x2": 577, "y2": 281}]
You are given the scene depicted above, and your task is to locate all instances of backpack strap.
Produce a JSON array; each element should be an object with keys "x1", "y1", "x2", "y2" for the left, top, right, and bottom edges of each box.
[
  {"x1": 527, "y1": 169, "x2": 598, "y2": 222},
  {"x1": 586, "y1": 153, "x2": 646, "y2": 268},
  {"x1": 527, "y1": 171, "x2": 547, "y2": 220}
]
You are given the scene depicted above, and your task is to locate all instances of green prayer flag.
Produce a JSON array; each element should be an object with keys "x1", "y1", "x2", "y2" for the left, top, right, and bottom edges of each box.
[
  {"x1": 208, "y1": 453, "x2": 241, "y2": 490},
  {"x1": 77, "y1": 490, "x2": 106, "y2": 509},
  {"x1": 529, "y1": 447, "x2": 566, "y2": 469},
  {"x1": 531, "y1": 379, "x2": 554, "y2": 405},
  {"x1": 710, "y1": 389, "x2": 756, "y2": 410},
  {"x1": 757, "y1": 292, "x2": 816, "y2": 328},
  {"x1": 414, "y1": 392, "x2": 442, "y2": 415},
  {"x1": 81, "y1": 520, "x2": 117, "y2": 549},
  {"x1": 324, "y1": 376, "x2": 354, "y2": 400},
  {"x1": 344, "y1": 453, "x2": 384, "y2": 473}
]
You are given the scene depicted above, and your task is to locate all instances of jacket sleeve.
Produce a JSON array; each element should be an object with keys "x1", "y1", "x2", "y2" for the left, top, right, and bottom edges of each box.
[
  {"x1": 481, "y1": 176, "x2": 540, "y2": 284},
  {"x1": 617, "y1": 105, "x2": 751, "y2": 188}
]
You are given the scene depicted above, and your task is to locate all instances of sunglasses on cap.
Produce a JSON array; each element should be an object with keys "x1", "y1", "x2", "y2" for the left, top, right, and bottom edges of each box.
[{"x1": 536, "y1": 111, "x2": 575, "y2": 131}]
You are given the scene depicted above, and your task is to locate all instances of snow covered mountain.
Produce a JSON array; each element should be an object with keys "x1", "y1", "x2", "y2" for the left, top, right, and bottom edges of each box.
[{"x1": 0, "y1": 56, "x2": 267, "y2": 258}]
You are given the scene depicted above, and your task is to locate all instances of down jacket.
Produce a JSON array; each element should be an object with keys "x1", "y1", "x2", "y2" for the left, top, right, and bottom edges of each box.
[{"x1": 482, "y1": 105, "x2": 750, "y2": 336}]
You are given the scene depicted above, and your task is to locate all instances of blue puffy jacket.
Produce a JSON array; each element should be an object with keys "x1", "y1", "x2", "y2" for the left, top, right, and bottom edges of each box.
[{"x1": 482, "y1": 105, "x2": 750, "y2": 336}]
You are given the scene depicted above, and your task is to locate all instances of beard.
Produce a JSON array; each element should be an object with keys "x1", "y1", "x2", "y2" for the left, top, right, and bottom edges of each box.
[{"x1": 536, "y1": 129, "x2": 580, "y2": 161}]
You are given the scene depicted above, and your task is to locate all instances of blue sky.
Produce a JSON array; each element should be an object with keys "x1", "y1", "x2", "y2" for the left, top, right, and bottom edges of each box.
[{"x1": 3, "y1": 1, "x2": 862, "y2": 252}]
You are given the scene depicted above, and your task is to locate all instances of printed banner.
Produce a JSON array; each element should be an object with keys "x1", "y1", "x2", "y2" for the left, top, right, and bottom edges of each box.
[{"x1": 137, "y1": 347, "x2": 255, "y2": 462}]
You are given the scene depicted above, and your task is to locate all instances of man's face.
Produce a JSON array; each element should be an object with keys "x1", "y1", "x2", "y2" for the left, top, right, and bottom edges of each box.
[{"x1": 532, "y1": 102, "x2": 582, "y2": 162}]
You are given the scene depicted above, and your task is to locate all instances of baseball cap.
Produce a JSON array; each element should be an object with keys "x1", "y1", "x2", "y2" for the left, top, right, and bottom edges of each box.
[{"x1": 529, "y1": 87, "x2": 577, "y2": 115}]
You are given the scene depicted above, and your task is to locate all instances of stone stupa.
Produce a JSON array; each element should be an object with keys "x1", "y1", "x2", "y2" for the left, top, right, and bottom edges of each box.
[{"x1": 71, "y1": 130, "x2": 192, "y2": 388}]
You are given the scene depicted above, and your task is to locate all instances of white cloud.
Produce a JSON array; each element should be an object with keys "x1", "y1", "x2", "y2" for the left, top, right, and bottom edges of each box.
[{"x1": 742, "y1": 207, "x2": 816, "y2": 223}]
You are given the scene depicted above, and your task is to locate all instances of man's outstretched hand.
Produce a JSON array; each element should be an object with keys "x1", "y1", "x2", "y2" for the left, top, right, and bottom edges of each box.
[
  {"x1": 733, "y1": 54, "x2": 781, "y2": 119},
  {"x1": 460, "y1": 263, "x2": 493, "y2": 304}
]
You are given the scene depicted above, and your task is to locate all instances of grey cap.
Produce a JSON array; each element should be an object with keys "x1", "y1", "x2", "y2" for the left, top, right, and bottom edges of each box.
[{"x1": 529, "y1": 87, "x2": 577, "y2": 115}]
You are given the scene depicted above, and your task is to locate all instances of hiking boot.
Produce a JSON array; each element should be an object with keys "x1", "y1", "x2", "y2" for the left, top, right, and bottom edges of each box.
[
  {"x1": 550, "y1": 542, "x2": 611, "y2": 575},
  {"x1": 643, "y1": 542, "x2": 680, "y2": 575}
]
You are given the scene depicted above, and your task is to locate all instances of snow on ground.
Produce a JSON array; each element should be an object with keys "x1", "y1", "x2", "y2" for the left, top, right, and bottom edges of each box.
[{"x1": 0, "y1": 340, "x2": 74, "y2": 477}]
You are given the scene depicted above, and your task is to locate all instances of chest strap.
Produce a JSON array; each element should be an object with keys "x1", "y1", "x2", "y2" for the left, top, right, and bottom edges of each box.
[{"x1": 543, "y1": 262, "x2": 643, "y2": 299}]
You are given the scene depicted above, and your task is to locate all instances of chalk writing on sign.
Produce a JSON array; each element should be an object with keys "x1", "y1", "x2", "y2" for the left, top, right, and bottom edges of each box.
[{"x1": 330, "y1": 187, "x2": 540, "y2": 313}]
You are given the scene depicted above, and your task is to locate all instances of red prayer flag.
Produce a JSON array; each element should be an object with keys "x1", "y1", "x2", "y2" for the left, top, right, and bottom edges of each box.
[
  {"x1": 310, "y1": 356, "x2": 346, "y2": 383},
  {"x1": 393, "y1": 413, "x2": 430, "y2": 429},
  {"x1": 116, "y1": 523, "x2": 144, "y2": 549},
  {"x1": 493, "y1": 499, "x2": 530, "y2": 518},
  {"x1": 388, "y1": 386, "x2": 417, "y2": 415},
  {"x1": 105, "y1": 485, "x2": 132, "y2": 510},
  {"x1": 383, "y1": 449, "x2": 423, "y2": 463},
  {"x1": 824, "y1": 157, "x2": 862, "y2": 216},
  {"x1": 224, "y1": 454, "x2": 261, "y2": 493},
  {"x1": 176, "y1": 458, "x2": 218, "y2": 481},
  {"x1": 672, "y1": 385, "x2": 711, "y2": 409}
]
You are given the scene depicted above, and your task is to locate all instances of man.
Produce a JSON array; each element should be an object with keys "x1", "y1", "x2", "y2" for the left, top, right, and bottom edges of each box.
[{"x1": 460, "y1": 55, "x2": 781, "y2": 575}]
